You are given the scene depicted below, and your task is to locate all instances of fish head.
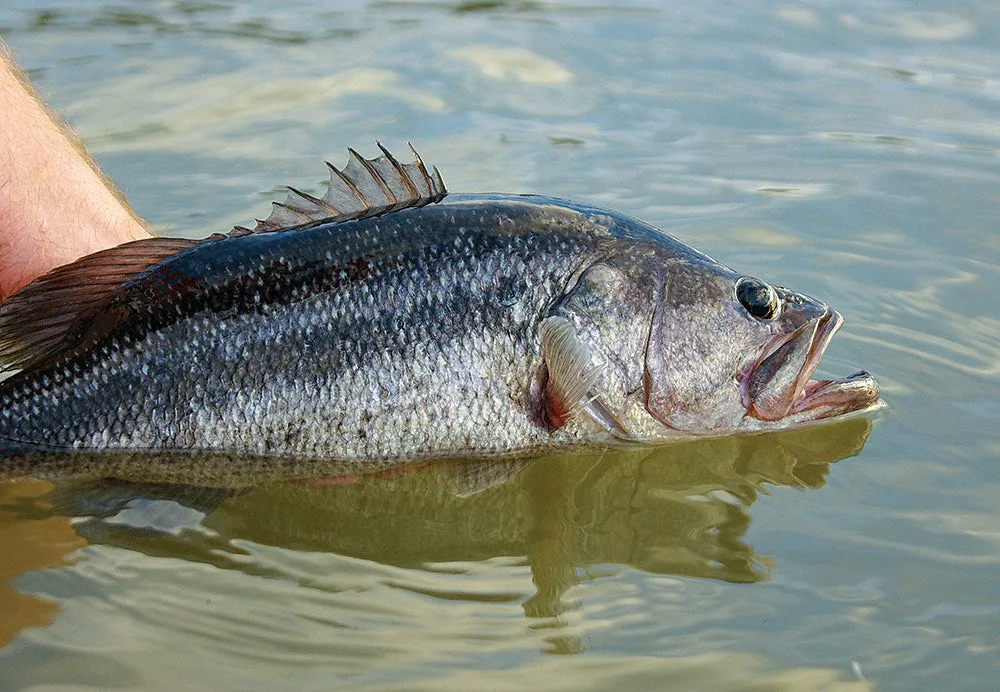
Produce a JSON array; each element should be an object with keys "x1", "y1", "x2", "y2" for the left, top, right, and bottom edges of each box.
[
  {"x1": 639, "y1": 257, "x2": 880, "y2": 436},
  {"x1": 545, "y1": 237, "x2": 879, "y2": 441}
]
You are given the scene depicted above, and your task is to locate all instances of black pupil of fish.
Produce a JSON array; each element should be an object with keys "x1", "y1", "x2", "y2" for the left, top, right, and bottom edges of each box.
[{"x1": 736, "y1": 278, "x2": 777, "y2": 319}]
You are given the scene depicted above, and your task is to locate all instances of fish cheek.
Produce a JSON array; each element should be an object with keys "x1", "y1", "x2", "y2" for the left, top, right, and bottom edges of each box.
[{"x1": 642, "y1": 283, "x2": 758, "y2": 433}]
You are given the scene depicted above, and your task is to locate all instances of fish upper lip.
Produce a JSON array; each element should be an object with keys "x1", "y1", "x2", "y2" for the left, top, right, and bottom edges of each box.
[
  {"x1": 795, "y1": 309, "x2": 842, "y2": 404},
  {"x1": 742, "y1": 309, "x2": 877, "y2": 421}
]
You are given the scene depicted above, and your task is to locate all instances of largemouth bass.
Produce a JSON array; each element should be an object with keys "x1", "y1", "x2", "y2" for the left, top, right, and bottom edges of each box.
[{"x1": 0, "y1": 145, "x2": 880, "y2": 467}]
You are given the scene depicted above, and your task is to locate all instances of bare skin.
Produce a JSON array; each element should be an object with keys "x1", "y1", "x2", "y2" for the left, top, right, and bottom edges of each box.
[{"x1": 0, "y1": 42, "x2": 151, "y2": 302}]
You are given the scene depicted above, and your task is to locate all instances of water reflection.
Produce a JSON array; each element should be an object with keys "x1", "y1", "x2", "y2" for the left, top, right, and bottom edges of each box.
[
  {"x1": 0, "y1": 480, "x2": 86, "y2": 647},
  {"x1": 15, "y1": 418, "x2": 872, "y2": 625}
]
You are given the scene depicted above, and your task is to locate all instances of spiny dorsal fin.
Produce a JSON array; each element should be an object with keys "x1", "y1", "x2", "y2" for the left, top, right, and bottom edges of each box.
[
  {"x1": 248, "y1": 143, "x2": 447, "y2": 233},
  {"x1": 0, "y1": 238, "x2": 199, "y2": 375}
]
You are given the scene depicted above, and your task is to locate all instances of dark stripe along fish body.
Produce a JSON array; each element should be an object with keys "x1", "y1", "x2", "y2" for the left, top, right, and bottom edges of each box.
[{"x1": 0, "y1": 147, "x2": 880, "y2": 475}]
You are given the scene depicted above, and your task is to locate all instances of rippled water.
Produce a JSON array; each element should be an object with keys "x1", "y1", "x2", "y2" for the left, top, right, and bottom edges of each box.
[{"x1": 2, "y1": 1, "x2": 999, "y2": 689}]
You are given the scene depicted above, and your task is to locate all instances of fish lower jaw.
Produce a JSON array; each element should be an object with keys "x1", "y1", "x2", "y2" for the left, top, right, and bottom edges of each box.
[
  {"x1": 789, "y1": 370, "x2": 881, "y2": 418},
  {"x1": 743, "y1": 366, "x2": 880, "y2": 424}
]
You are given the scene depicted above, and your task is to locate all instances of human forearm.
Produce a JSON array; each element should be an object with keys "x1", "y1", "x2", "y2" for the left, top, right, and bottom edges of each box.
[{"x1": 0, "y1": 41, "x2": 151, "y2": 301}]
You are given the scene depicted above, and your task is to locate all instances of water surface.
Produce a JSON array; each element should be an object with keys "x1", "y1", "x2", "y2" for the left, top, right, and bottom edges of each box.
[{"x1": 1, "y1": 1, "x2": 999, "y2": 689}]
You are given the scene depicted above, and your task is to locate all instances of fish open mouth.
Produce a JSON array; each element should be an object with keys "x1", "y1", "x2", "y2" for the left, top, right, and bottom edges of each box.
[{"x1": 742, "y1": 310, "x2": 880, "y2": 423}]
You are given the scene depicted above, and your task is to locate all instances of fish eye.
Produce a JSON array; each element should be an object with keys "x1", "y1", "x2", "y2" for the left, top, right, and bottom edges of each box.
[{"x1": 735, "y1": 277, "x2": 778, "y2": 320}]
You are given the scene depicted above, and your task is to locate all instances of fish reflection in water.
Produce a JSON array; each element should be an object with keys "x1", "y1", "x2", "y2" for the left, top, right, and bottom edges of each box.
[{"x1": 19, "y1": 418, "x2": 873, "y2": 632}]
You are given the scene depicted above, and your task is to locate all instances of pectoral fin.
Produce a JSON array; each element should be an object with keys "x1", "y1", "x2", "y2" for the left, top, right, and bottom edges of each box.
[
  {"x1": 539, "y1": 316, "x2": 601, "y2": 429},
  {"x1": 539, "y1": 317, "x2": 634, "y2": 438}
]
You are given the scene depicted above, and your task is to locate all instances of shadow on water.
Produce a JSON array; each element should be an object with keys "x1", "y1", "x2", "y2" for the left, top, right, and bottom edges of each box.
[{"x1": 4, "y1": 417, "x2": 869, "y2": 603}]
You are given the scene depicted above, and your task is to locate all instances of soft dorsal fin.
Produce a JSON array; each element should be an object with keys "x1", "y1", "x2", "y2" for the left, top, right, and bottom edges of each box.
[
  {"x1": 244, "y1": 143, "x2": 447, "y2": 234},
  {"x1": 0, "y1": 238, "x2": 199, "y2": 375}
]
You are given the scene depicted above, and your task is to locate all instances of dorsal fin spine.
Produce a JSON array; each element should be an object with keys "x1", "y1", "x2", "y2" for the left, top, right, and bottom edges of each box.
[
  {"x1": 409, "y1": 142, "x2": 438, "y2": 196},
  {"x1": 348, "y1": 147, "x2": 395, "y2": 205},
  {"x1": 378, "y1": 142, "x2": 418, "y2": 199},
  {"x1": 325, "y1": 160, "x2": 364, "y2": 202},
  {"x1": 432, "y1": 167, "x2": 445, "y2": 197},
  {"x1": 286, "y1": 186, "x2": 340, "y2": 216},
  {"x1": 272, "y1": 202, "x2": 312, "y2": 222}
]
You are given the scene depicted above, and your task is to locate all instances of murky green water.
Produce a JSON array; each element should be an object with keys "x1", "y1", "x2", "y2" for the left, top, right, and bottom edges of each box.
[{"x1": 2, "y1": 1, "x2": 999, "y2": 689}]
